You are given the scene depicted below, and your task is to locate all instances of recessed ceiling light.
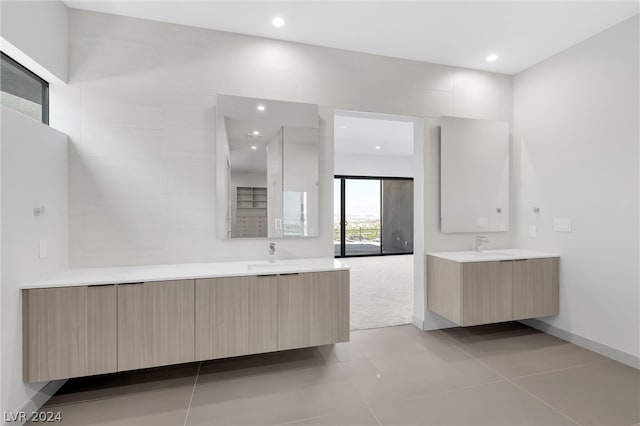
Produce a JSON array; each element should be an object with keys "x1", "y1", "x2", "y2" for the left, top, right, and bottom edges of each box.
[
  {"x1": 257, "y1": 105, "x2": 265, "y2": 111},
  {"x1": 251, "y1": 146, "x2": 257, "y2": 150},
  {"x1": 272, "y1": 17, "x2": 285, "y2": 28},
  {"x1": 375, "y1": 145, "x2": 381, "y2": 150},
  {"x1": 486, "y1": 54, "x2": 498, "y2": 62},
  {"x1": 252, "y1": 130, "x2": 260, "y2": 136}
]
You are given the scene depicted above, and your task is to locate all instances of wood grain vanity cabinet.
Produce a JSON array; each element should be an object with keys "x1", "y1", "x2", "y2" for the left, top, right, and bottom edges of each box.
[
  {"x1": 195, "y1": 271, "x2": 349, "y2": 357},
  {"x1": 427, "y1": 256, "x2": 558, "y2": 326},
  {"x1": 195, "y1": 275, "x2": 278, "y2": 360},
  {"x1": 513, "y1": 258, "x2": 559, "y2": 319},
  {"x1": 461, "y1": 261, "x2": 513, "y2": 326},
  {"x1": 278, "y1": 271, "x2": 350, "y2": 350},
  {"x1": 23, "y1": 285, "x2": 117, "y2": 382},
  {"x1": 117, "y1": 280, "x2": 195, "y2": 371},
  {"x1": 22, "y1": 268, "x2": 349, "y2": 382}
]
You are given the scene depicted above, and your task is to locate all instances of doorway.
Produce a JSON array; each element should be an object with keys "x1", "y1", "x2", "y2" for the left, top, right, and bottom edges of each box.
[{"x1": 333, "y1": 110, "x2": 416, "y2": 331}]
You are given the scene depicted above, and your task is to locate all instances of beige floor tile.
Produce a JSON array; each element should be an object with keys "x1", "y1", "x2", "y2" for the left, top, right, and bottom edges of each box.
[
  {"x1": 29, "y1": 386, "x2": 193, "y2": 426},
  {"x1": 349, "y1": 325, "x2": 435, "y2": 358},
  {"x1": 195, "y1": 355, "x2": 380, "y2": 405},
  {"x1": 317, "y1": 341, "x2": 368, "y2": 364},
  {"x1": 442, "y1": 324, "x2": 606, "y2": 378},
  {"x1": 186, "y1": 379, "x2": 369, "y2": 426},
  {"x1": 514, "y1": 361, "x2": 640, "y2": 425},
  {"x1": 278, "y1": 406, "x2": 380, "y2": 426},
  {"x1": 355, "y1": 351, "x2": 503, "y2": 404},
  {"x1": 439, "y1": 322, "x2": 539, "y2": 345},
  {"x1": 45, "y1": 363, "x2": 200, "y2": 406},
  {"x1": 370, "y1": 381, "x2": 575, "y2": 425},
  {"x1": 397, "y1": 325, "x2": 476, "y2": 361}
]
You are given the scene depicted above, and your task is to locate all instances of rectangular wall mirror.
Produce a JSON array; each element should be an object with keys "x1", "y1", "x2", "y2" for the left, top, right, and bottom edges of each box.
[
  {"x1": 440, "y1": 116, "x2": 509, "y2": 233},
  {"x1": 216, "y1": 95, "x2": 320, "y2": 239}
]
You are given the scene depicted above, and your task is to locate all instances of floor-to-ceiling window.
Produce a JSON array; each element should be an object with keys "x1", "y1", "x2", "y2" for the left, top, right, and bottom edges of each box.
[{"x1": 334, "y1": 175, "x2": 413, "y2": 258}]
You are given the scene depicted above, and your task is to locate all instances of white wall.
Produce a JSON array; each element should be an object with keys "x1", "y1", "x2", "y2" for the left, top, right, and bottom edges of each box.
[
  {"x1": 53, "y1": 10, "x2": 513, "y2": 331},
  {"x1": 514, "y1": 16, "x2": 639, "y2": 365},
  {"x1": 1, "y1": 107, "x2": 69, "y2": 419},
  {"x1": 60, "y1": 9, "x2": 513, "y2": 272},
  {"x1": 334, "y1": 153, "x2": 414, "y2": 178},
  {"x1": 0, "y1": 0, "x2": 68, "y2": 83}
]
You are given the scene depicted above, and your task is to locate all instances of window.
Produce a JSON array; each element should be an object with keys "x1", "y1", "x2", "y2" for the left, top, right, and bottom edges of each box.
[
  {"x1": 1, "y1": 52, "x2": 49, "y2": 124},
  {"x1": 334, "y1": 176, "x2": 414, "y2": 258}
]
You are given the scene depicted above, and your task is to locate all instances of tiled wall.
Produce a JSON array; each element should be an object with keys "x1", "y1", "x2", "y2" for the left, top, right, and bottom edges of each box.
[{"x1": 52, "y1": 9, "x2": 513, "y2": 268}]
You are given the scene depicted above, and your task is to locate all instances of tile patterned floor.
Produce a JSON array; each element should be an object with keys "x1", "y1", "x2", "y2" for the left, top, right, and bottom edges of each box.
[{"x1": 31, "y1": 322, "x2": 639, "y2": 426}]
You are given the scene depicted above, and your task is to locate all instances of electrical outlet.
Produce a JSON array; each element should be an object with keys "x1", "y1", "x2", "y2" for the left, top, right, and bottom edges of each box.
[
  {"x1": 553, "y1": 218, "x2": 572, "y2": 232},
  {"x1": 528, "y1": 225, "x2": 537, "y2": 238}
]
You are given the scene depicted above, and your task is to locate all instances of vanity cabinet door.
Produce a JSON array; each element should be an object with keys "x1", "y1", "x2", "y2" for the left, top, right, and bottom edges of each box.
[
  {"x1": 461, "y1": 261, "x2": 513, "y2": 326},
  {"x1": 23, "y1": 285, "x2": 117, "y2": 382},
  {"x1": 117, "y1": 280, "x2": 194, "y2": 371},
  {"x1": 195, "y1": 275, "x2": 278, "y2": 360},
  {"x1": 513, "y1": 258, "x2": 559, "y2": 320},
  {"x1": 248, "y1": 275, "x2": 279, "y2": 354},
  {"x1": 86, "y1": 285, "x2": 118, "y2": 376},
  {"x1": 278, "y1": 271, "x2": 350, "y2": 350}
]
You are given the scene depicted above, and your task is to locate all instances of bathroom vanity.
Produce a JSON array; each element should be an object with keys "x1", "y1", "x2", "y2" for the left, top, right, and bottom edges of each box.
[
  {"x1": 427, "y1": 249, "x2": 559, "y2": 326},
  {"x1": 21, "y1": 259, "x2": 349, "y2": 383}
]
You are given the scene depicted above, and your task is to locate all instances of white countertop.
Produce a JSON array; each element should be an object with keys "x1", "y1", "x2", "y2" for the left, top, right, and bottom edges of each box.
[
  {"x1": 427, "y1": 249, "x2": 560, "y2": 263},
  {"x1": 22, "y1": 258, "x2": 349, "y2": 290}
]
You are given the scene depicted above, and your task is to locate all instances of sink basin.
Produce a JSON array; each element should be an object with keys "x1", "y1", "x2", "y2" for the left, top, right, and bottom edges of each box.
[
  {"x1": 471, "y1": 251, "x2": 512, "y2": 257},
  {"x1": 247, "y1": 261, "x2": 300, "y2": 271}
]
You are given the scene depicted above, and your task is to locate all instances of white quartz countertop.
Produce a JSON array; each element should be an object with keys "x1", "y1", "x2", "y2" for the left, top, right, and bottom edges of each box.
[
  {"x1": 426, "y1": 249, "x2": 560, "y2": 263},
  {"x1": 22, "y1": 258, "x2": 349, "y2": 290}
]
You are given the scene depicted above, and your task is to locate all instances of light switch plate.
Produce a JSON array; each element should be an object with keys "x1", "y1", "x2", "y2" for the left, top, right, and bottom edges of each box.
[
  {"x1": 553, "y1": 218, "x2": 572, "y2": 232},
  {"x1": 39, "y1": 239, "x2": 48, "y2": 258},
  {"x1": 528, "y1": 225, "x2": 537, "y2": 237}
]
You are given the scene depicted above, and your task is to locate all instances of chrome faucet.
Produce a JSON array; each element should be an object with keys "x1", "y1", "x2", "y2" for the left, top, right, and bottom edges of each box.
[
  {"x1": 268, "y1": 242, "x2": 276, "y2": 262},
  {"x1": 474, "y1": 236, "x2": 489, "y2": 253}
]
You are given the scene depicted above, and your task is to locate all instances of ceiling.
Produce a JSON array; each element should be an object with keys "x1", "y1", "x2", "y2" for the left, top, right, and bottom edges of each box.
[
  {"x1": 63, "y1": 1, "x2": 638, "y2": 74},
  {"x1": 334, "y1": 110, "x2": 414, "y2": 157}
]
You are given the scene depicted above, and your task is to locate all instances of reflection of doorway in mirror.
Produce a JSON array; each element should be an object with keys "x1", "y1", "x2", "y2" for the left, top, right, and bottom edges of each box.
[{"x1": 283, "y1": 191, "x2": 308, "y2": 237}]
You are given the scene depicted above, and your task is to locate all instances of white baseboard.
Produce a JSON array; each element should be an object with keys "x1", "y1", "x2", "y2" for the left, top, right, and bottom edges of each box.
[
  {"x1": 411, "y1": 316, "x2": 425, "y2": 330},
  {"x1": 520, "y1": 319, "x2": 639, "y2": 369}
]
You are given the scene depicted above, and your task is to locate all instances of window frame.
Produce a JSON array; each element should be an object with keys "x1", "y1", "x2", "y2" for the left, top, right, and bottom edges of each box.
[
  {"x1": 334, "y1": 175, "x2": 414, "y2": 258},
  {"x1": 1, "y1": 52, "x2": 49, "y2": 125}
]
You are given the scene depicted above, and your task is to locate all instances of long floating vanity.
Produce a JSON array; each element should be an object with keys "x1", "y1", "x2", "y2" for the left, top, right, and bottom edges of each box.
[
  {"x1": 427, "y1": 249, "x2": 559, "y2": 327},
  {"x1": 22, "y1": 258, "x2": 349, "y2": 383}
]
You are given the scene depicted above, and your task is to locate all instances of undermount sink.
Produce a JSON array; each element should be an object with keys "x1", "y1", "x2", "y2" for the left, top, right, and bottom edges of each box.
[{"x1": 247, "y1": 261, "x2": 300, "y2": 271}]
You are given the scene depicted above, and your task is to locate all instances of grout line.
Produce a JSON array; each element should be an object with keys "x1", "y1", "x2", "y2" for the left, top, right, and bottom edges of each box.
[
  {"x1": 508, "y1": 358, "x2": 611, "y2": 381},
  {"x1": 507, "y1": 379, "x2": 580, "y2": 426},
  {"x1": 365, "y1": 402, "x2": 383, "y2": 426},
  {"x1": 400, "y1": 378, "x2": 509, "y2": 402},
  {"x1": 465, "y1": 355, "x2": 581, "y2": 426},
  {"x1": 351, "y1": 381, "x2": 383, "y2": 426},
  {"x1": 183, "y1": 362, "x2": 202, "y2": 426},
  {"x1": 445, "y1": 335, "x2": 613, "y2": 425}
]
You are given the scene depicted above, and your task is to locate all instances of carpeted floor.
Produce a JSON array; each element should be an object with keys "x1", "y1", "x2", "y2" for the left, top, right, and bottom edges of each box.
[{"x1": 340, "y1": 255, "x2": 414, "y2": 331}]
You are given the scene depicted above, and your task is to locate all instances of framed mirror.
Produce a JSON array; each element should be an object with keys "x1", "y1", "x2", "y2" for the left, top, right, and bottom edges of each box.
[
  {"x1": 216, "y1": 95, "x2": 320, "y2": 239},
  {"x1": 440, "y1": 116, "x2": 509, "y2": 233}
]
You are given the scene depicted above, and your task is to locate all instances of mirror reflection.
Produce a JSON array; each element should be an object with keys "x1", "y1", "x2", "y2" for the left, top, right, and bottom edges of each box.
[{"x1": 217, "y1": 95, "x2": 320, "y2": 239}]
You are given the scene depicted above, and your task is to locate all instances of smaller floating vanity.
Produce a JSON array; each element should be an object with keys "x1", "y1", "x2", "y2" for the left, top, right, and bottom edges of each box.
[
  {"x1": 427, "y1": 249, "x2": 559, "y2": 327},
  {"x1": 22, "y1": 259, "x2": 349, "y2": 383}
]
